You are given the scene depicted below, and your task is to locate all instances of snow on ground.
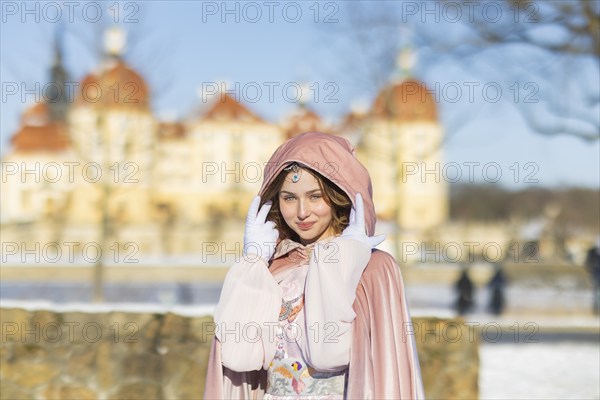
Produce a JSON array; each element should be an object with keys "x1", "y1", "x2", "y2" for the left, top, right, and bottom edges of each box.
[
  {"x1": 0, "y1": 299, "x2": 216, "y2": 317},
  {"x1": 0, "y1": 281, "x2": 223, "y2": 304},
  {"x1": 480, "y1": 341, "x2": 600, "y2": 400},
  {"x1": 1, "y1": 253, "x2": 233, "y2": 267},
  {"x1": 405, "y1": 283, "x2": 596, "y2": 315}
]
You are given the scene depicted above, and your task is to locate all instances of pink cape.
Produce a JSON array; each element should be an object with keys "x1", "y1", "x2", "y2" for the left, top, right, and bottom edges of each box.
[{"x1": 204, "y1": 132, "x2": 424, "y2": 399}]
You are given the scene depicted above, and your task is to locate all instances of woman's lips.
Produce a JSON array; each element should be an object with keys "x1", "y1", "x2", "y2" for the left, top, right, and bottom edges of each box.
[{"x1": 296, "y1": 222, "x2": 316, "y2": 230}]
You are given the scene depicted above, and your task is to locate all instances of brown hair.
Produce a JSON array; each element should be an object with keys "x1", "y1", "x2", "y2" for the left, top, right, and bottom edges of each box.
[{"x1": 260, "y1": 164, "x2": 352, "y2": 242}]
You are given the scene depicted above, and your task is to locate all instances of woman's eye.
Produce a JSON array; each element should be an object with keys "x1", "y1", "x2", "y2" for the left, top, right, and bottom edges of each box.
[
  {"x1": 283, "y1": 196, "x2": 295, "y2": 201},
  {"x1": 310, "y1": 194, "x2": 322, "y2": 200}
]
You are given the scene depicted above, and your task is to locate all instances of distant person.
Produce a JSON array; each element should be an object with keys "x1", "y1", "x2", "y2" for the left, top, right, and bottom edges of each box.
[
  {"x1": 584, "y1": 242, "x2": 600, "y2": 314},
  {"x1": 487, "y1": 264, "x2": 506, "y2": 315},
  {"x1": 177, "y1": 283, "x2": 194, "y2": 305},
  {"x1": 455, "y1": 267, "x2": 475, "y2": 315}
]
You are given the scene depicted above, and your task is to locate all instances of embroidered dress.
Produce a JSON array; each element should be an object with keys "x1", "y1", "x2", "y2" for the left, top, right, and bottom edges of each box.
[{"x1": 265, "y1": 250, "x2": 347, "y2": 400}]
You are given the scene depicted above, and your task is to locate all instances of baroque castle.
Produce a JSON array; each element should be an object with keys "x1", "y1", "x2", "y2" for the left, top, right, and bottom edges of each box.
[{"x1": 1, "y1": 28, "x2": 447, "y2": 259}]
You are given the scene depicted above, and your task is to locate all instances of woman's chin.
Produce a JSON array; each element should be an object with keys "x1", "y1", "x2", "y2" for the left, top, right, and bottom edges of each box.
[
  {"x1": 296, "y1": 230, "x2": 334, "y2": 245},
  {"x1": 294, "y1": 229, "x2": 319, "y2": 245},
  {"x1": 298, "y1": 235, "x2": 318, "y2": 245}
]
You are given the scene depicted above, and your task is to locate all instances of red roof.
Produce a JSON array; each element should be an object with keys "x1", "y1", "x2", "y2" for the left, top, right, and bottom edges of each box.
[
  {"x1": 20, "y1": 102, "x2": 51, "y2": 126},
  {"x1": 11, "y1": 121, "x2": 70, "y2": 153},
  {"x1": 372, "y1": 78, "x2": 437, "y2": 121},
  {"x1": 284, "y1": 107, "x2": 330, "y2": 139},
  {"x1": 158, "y1": 121, "x2": 187, "y2": 140},
  {"x1": 75, "y1": 59, "x2": 150, "y2": 110},
  {"x1": 10, "y1": 102, "x2": 70, "y2": 152},
  {"x1": 339, "y1": 111, "x2": 368, "y2": 132},
  {"x1": 200, "y1": 93, "x2": 263, "y2": 123}
]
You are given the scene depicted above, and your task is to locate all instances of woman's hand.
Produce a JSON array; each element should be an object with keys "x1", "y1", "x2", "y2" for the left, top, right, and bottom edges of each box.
[
  {"x1": 243, "y1": 195, "x2": 279, "y2": 262},
  {"x1": 341, "y1": 193, "x2": 385, "y2": 249}
]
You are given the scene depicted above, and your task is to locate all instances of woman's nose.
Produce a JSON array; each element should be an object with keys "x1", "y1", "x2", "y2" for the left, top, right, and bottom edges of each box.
[{"x1": 297, "y1": 200, "x2": 310, "y2": 219}]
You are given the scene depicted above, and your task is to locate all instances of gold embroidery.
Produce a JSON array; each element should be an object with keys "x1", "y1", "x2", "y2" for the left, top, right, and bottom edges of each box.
[{"x1": 279, "y1": 294, "x2": 304, "y2": 323}]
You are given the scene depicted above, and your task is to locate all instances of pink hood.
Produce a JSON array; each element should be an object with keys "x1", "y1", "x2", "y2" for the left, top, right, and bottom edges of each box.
[{"x1": 258, "y1": 131, "x2": 377, "y2": 236}]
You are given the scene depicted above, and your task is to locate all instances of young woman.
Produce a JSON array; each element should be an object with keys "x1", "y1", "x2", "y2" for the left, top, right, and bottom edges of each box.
[{"x1": 204, "y1": 131, "x2": 424, "y2": 399}]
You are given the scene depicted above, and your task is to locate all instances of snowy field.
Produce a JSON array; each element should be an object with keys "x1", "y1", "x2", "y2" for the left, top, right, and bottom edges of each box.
[
  {"x1": 480, "y1": 341, "x2": 600, "y2": 399},
  {"x1": 408, "y1": 282, "x2": 600, "y2": 399}
]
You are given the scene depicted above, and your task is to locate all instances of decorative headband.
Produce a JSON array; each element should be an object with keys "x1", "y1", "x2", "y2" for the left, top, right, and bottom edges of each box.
[{"x1": 283, "y1": 163, "x2": 301, "y2": 183}]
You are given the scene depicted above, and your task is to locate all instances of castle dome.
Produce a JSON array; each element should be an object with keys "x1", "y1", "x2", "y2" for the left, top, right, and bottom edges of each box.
[
  {"x1": 371, "y1": 78, "x2": 437, "y2": 122},
  {"x1": 76, "y1": 59, "x2": 150, "y2": 110}
]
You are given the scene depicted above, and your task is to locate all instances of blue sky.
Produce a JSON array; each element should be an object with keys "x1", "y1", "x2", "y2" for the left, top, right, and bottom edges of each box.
[{"x1": 1, "y1": 1, "x2": 598, "y2": 189}]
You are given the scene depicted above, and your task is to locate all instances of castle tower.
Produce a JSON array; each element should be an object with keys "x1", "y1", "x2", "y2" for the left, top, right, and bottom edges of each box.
[
  {"x1": 67, "y1": 27, "x2": 156, "y2": 225},
  {"x1": 0, "y1": 27, "x2": 74, "y2": 228},
  {"x1": 354, "y1": 47, "x2": 448, "y2": 237},
  {"x1": 47, "y1": 26, "x2": 70, "y2": 122}
]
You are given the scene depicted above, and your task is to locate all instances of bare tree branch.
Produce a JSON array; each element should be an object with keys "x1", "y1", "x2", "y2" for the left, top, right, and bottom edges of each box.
[{"x1": 326, "y1": 0, "x2": 599, "y2": 141}]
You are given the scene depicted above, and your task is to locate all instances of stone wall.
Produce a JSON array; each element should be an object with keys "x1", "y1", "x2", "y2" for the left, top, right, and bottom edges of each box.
[{"x1": 0, "y1": 308, "x2": 478, "y2": 399}]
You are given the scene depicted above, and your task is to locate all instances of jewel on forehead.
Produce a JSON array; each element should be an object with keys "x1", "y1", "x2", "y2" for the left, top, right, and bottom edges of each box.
[{"x1": 284, "y1": 163, "x2": 301, "y2": 183}]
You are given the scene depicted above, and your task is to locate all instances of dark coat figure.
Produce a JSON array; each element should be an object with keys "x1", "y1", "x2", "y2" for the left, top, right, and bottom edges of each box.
[
  {"x1": 455, "y1": 268, "x2": 474, "y2": 315},
  {"x1": 487, "y1": 266, "x2": 506, "y2": 315},
  {"x1": 584, "y1": 245, "x2": 600, "y2": 313}
]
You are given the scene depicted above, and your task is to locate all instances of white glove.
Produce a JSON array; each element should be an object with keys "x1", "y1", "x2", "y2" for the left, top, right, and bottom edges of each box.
[
  {"x1": 341, "y1": 193, "x2": 385, "y2": 249},
  {"x1": 243, "y1": 195, "x2": 279, "y2": 262}
]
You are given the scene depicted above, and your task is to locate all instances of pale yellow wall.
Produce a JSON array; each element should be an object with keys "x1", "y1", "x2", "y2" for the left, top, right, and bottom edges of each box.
[
  {"x1": 182, "y1": 120, "x2": 284, "y2": 220},
  {"x1": 1, "y1": 152, "x2": 77, "y2": 223},
  {"x1": 66, "y1": 106, "x2": 156, "y2": 224},
  {"x1": 359, "y1": 119, "x2": 448, "y2": 230}
]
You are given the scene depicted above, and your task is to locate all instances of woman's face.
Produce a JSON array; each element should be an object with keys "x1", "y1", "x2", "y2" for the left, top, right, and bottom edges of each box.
[{"x1": 279, "y1": 168, "x2": 335, "y2": 245}]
